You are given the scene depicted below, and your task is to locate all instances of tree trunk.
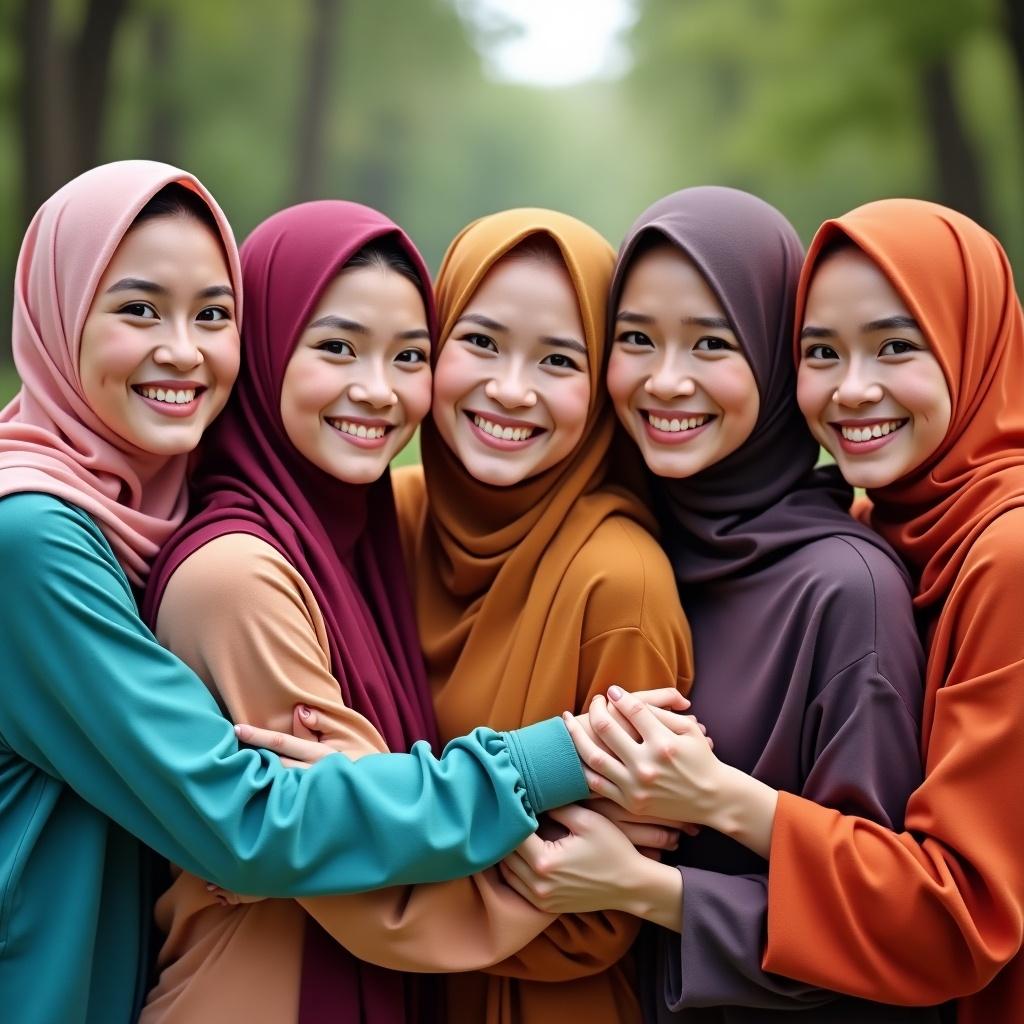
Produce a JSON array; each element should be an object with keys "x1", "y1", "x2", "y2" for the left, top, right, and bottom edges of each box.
[
  {"x1": 71, "y1": 0, "x2": 131, "y2": 171},
  {"x1": 920, "y1": 57, "x2": 990, "y2": 228},
  {"x1": 1002, "y1": 0, "x2": 1024, "y2": 108},
  {"x1": 145, "y1": 10, "x2": 180, "y2": 164},
  {"x1": 292, "y1": 0, "x2": 344, "y2": 202}
]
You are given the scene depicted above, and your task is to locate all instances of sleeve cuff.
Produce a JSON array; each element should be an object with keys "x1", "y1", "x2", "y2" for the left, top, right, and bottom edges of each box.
[{"x1": 501, "y1": 717, "x2": 588, "y2": 814}]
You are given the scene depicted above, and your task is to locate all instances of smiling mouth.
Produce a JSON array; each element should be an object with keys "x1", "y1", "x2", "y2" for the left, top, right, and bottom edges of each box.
[
  {"x1": 833, "y1": 418, "x2": 908, "y2": 443},
  {"x1": 132, "y1": 384, "x2": 205, "y2": 406},
  {"x1": 325, "y1": 418, "x2": 394, "y2": 441},
  {"x1": 465, "y1": 410, "x2": 545, "y2": 444},
  {"x1": 643, "y1": 411, "x2": 714, "y2": 433}
]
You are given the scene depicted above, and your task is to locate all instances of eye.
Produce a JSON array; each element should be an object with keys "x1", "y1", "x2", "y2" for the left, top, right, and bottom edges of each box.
[
  {"x1": 879, "y1": 339, "x2": 917, "y2": 357},
  {"x1": 615, "y1": 330, "x2": 653, "y2": 347},
  {"x1": 803, "y1": 343, "x2": 839, "y2": 360},
  {"x1": 462, "y1": 333, "x2": 497, "y2": 352},
  {"x1": 196, "y1": 306, "x2": 231, "y2": 323},
  {"x1": 317, "y1": 339, "x2": 354, "y2": 357},
  {"x1": 118, "y1": 301, "x2": 158, "y2": 320},
  {"x1": 395, "y1": 348, "x2": 428, "y2": 364},
  {"x1": 693, "y1": 336, "x2": 735, "y2": 352},
  {"x1": 541, "y1": 352, "x2": 582, "y2": 371}
]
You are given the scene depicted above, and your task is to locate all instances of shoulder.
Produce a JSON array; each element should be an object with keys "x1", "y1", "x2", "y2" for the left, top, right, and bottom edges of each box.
[
  {"x1": 963, "y1": 508, "x2": 1024, "y2": 576},
  {"x1": 789, "y1": 534, "x2": 911, "y2": 610},
  {"x1": 0, "y1": 492, "x2": 120, "y2": 584},
  {"x1": 391, "y1": 463, "x2": 426, "y2": 516},
  {"x1": 566, "y1": 514, "x2": 683, "y2": 632},
  {"x1": 160, "y1": 532, "x2": 314, "y2": 621}
]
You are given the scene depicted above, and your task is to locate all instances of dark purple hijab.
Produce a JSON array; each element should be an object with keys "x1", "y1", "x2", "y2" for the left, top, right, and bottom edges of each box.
[
  {"x1": 610, "y1": 186, "x2": 888, "y2": 581},
  {"x1": 144, "y1": 200, "x2": 439, "y2": 1024}
]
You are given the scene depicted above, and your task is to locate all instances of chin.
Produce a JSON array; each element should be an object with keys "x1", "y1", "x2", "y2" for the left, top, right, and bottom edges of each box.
[{"x1": 462, "y1": 457, "x2": 532, "y2": 488}]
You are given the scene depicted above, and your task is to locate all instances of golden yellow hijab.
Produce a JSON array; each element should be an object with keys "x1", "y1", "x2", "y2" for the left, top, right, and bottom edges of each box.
[{"x1": 408, "y1": 209, "x2": 664, "y2": 1024}]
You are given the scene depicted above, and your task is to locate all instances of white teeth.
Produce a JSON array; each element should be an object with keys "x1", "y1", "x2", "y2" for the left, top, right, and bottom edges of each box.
[
  {"x1": 472, "y1": 414, "x2": 536, "y2": 442},
  {"x1": 648, "y1": 413, "x2": 710, "y2": 433},
  {"x1": 328, "y1": 419, "x2": 387, "y2": 440},
  {"x1": 840, "y1": 420, "x2": 904, "y2": 442},
  {"x1": 139, "y1": 386, "x2": 196, "y2": 404}
]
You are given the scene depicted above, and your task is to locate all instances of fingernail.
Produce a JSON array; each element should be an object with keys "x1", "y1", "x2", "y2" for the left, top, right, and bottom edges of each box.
[
  {"x1": 298, "y1": 705, "x2": 311, "y2": 720},
  {"x1": 206, "y1": 883, "x2": 215, "y2": 891},
  {"x1": 233, "y1": 724, "x2": 244, "y2": 736},
  {"x1": 608, "y1": 685, "x2": 624, "y2": 701},
  {"x1": 562, "y1": 711, "x2": 572, "y2": 723}
]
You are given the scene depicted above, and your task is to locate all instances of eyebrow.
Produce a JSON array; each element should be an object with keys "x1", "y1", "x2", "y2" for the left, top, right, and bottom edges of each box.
[
  {"x1": 616, "y1": 310, "x2": 732, "y2": 331},
  {"x1": 800, "y1": 315, "x2": 921, "y2": 340},
  {"x1": 541, "y1": 336, "x2": 588, "y2": 355},
  {"x1": 308, "y1": 315, "x2": 429, "y2": 342},
  {"x1": 105, "y1": 278, "x2": 234, "y2": 301},
  {"x1": 455, "y1": 313, "x2": 508, "y2": 332}
]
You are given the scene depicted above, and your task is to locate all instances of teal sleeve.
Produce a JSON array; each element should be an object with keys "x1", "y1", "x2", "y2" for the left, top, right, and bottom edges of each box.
[
  {"x1": 0, "y1": 494, "x2": 583, "y2": 895},
  {"x1": 502, "y1": 716, "x2": 588, "y2": 813}
]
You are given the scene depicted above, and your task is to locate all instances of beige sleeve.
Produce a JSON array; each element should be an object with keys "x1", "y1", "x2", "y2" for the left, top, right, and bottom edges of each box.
[{"x1": 156, "y1": 532, "x2": 556, "y2": 972}]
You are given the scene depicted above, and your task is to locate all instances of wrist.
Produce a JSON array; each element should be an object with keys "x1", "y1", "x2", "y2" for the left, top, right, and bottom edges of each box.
[
  {"x1": 707, "y1": 764, "x2": 778, "y2": 859},
  {"x1": 622, "y1": 856, "x2": 683, "y2": 931}
]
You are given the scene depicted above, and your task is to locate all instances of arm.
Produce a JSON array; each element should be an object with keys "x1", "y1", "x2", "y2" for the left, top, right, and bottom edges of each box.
[
  {"x1": 764, "y1": 519, "x2": 1024, "y2": 1005},
  {"x1": 0, "y1": 496, "x2": 586, "y2": 898},
  {"x1": 157, "y1": 534, "x2": 562, "y2": 972}
]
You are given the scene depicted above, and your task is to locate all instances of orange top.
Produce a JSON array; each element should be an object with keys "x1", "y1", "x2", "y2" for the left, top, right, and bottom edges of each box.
[
  {"x1": 398, "y1": 209, "x2": 694, "y2": 1024},
  {"x1": 765, "y1": 199, "x2": 1024, "y2": 1022}
]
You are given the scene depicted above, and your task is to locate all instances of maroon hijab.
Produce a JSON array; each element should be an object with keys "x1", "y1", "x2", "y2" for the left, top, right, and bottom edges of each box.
[{"x1": 144, "y1": 200, "x2": 439, "y2": 1024}]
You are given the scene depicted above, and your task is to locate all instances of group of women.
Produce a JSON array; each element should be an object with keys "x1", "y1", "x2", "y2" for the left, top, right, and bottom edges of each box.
[{"x1": 0, "y1": 159, "x2": 1020, "y2": 1024}]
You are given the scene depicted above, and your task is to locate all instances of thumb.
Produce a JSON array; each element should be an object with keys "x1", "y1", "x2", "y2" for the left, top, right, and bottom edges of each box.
[
  {"x1": 293, "y1": 704, "x2": 320, "y2": 741},
  {"x1": 546, "y1": 803, "x2": 598, "y2": 835}
]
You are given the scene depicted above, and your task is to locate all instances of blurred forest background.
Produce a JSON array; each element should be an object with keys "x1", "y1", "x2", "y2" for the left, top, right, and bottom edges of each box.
[{"x1": 2, "y1": 0, "x2": 1023, "y2": 409}]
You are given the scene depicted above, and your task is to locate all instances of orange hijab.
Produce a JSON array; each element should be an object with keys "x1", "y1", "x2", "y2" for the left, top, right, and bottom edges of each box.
[
  {"x1": 795, "y1": 199, "x2": 1024, "y2": 615},
  {"x1": 412, "y1": 210, "x2": 655, "y2": 1024}
]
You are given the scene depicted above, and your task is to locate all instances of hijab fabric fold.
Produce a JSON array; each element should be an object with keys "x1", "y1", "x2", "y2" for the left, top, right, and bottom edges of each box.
[
  {"x1": 0, "y1": 160, "x2": 241, "y2": 586},
  {"x1": 794, "y1": 199, "x2": 1024, "y2": 612},
  {"x1": 611, "y1": 186, "x2": 891, "y2": 583},
  {"x1": 144, "y1": 201, "x2": 439, "y2": 1024}
]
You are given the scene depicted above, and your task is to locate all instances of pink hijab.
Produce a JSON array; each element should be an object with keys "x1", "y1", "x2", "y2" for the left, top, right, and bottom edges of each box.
[{"x1": 0, "y1": 160, "x2": 241, "y2": 586}]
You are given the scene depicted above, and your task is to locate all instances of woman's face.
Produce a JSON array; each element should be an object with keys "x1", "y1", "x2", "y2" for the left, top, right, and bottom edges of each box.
[
  {"x1": 78, "y1": 214, "x2": 239, "y2": 457},
  {"x1": 797, "y1": 247, "x2": 952, "y2": 489},
  {"x1": 280, "y1": 264, "x2": 432, "y2": 485},
  {"x1": 432, "y1": 253, "x2": 591, "y2": 487},
  {"x1": 607, "y1": 243, "x2": 759, "y2": 478}
]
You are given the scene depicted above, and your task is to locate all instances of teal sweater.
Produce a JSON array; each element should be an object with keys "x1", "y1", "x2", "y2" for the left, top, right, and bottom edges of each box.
[{"x1": 0, "y1": 493, "x2": 587, "y2": 1023}]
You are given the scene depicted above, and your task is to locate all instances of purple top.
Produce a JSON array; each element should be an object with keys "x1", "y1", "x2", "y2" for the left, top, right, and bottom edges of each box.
[{"x1": 612, "y1": 188, "x2": 941, "y2": 1022}]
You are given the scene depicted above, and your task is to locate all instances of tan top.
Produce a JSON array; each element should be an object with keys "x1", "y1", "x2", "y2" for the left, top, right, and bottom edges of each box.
[{"x1": 141, "y1": 532, "x2": 561, "y2": 1024}]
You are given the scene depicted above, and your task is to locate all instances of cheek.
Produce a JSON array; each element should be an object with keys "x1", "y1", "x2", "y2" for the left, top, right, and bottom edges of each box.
[
  {"x1": 207, "y1": 328, "x2": 241, "y2": 388},
  {"x1": 890, "y1": 365, "x2": 950, "y2": 426},
  {"x1": 397, "y1": 371, "x2": 433, "y2": 427},
  {"x1": 79, "y1": 321, "x2": 147, "y2": 394},
  {"x1": 606, "y1": 349, "x2": 641, "y2": 418},
  {"x1": 796, "y1": 366, "x2": 831, "y2": 422},
  {"x1": 547, "y1": 374, "x2": 591, "y2": 442},
  {"x1": 704, "y1": 361, "x2": 759, "y2": 422},
  {"x1": 431, "y1": 346, "x2": 480, "y2": 418}
]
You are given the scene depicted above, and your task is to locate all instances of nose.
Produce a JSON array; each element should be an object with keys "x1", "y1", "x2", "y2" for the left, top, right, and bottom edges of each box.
[
  {"x1": 153, "y1": 319, "x2": 203, "y2": 371},
  {"x1": 348, "y1": 360, "x2": 397, "y2": 409},
  {"x1": 833, "y1": 358, "x2": 884, "y2": 408},
  {"x1": 643, "y1": 353, "x2": 696, "y2": 402},
  {"x1": 484, "y1": 361, "x2": 537, "y2": 409}
]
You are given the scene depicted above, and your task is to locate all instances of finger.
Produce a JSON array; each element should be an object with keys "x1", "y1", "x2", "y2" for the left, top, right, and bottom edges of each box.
[
  {"x1": 562, "y1": 710, "x2": 632, "y2": 792},
  {"x1": 617, "y1": 822, "x2": 680, "y2": 851},
  {"x1": 637, "y1": 846, "x2": 663, "y2": 861},
  {"x1": 499, "y1": 860, "x2": 541, "y2": 904},
  {"x1": 632, "y1": 688, "x2": 691, "y2": 712},
  {"x1": 583, "y1": 766, "x2": 628, "y2": 806},
  {"x1": 605, "y1": 700, "x2": 642, "y2": 741},
  {"x1": 585, "y1": 796, "x2": 682, "y2": 829},
  {"x1": 234, "y1": 724, "x2": 332, "y2": 764},
  {"x1": 292, "y1": 704, "x2": 321, "y2": 741},
  {"x1": 545, "y1": 803, "x2": 599, "y2": 835},
  {"x1": 680, "y1": 822, "x2": 701, "y2": 837},
  {"x1": 607, "y1": 686, "x2": 682, "y2": 745},
  {"x1": 513, "y1": 833, "x2": 548, "y2": 868},
  {"x1": 280, "y1": 756, "x2": 311, "y2": 770},
  {"x1": 588, "y1": 695, "x2": 648, "y2": 766},
  {"x1": 501, "y1": 848, "x2": 537, "y2": 883}
]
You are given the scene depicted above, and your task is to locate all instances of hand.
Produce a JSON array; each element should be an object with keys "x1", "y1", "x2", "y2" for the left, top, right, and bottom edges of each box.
[
  {"x1": 234, "y1": 705, "x2": 332, "y2": 769},
  {"x1": 203, "y1": 882, "x2": 266, "y2": 906},
  {"x1": 587, "y1": 796, "x2": 700, "y2": 841},
  {"x1": 565, "y1": 688, "x2": 727, "y2": 825},
  {"x1": 499, "y1": 804, "x2": 655, "y2": 914},
  {"x1": 569, "y1": 688, "x2": 693, "y2": 746}
]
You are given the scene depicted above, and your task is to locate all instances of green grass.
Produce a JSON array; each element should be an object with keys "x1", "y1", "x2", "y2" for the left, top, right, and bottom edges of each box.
[{"x1": 1, "y1": 365, "x2": 19, "y2": 406}]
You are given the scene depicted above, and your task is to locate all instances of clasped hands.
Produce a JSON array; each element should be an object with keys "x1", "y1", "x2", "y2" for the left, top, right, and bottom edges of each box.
[{"x1": 499, "y1": 685, "x2": 725, "y2": 920}]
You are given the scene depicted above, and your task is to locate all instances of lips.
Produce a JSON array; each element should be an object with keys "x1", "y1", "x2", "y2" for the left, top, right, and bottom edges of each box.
[
  {"x1": 829, "y1": 417, "x2": 908, "y2": 455},
  {"x1": 640, "y1": 409, "x2": 717, "y2": 445},
  {"x1": 324, "y1": 416, "x2": 395, "y2": 449},
  {"x1": 131, "y1": 381, "x2": 207, "y2": 418},
  {"x1": 464, "y1": 409, "x2": 546, "y2": 449}
]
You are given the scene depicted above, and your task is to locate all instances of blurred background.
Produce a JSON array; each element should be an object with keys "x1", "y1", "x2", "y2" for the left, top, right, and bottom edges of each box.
[{"x1": 2, "y1": 0, "x2": 1023, "y2": 409}]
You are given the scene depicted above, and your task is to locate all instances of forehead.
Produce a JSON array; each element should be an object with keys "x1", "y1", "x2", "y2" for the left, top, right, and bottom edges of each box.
[
  {"x1": 805, "y1": 248, "x2": 911, "y2": 319},
  {"x1": 309, "y1": 264, "x2": 426, "y2": 320},
  {"x1": 99, "y1": 216, "x2": 229, "y2": 286},
  {"x1": 619, "y1": 243, "x2": 724, "y2": 314},
  {"x1": 463, "y1": 254, "x2": 582, "y2": 330}
]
